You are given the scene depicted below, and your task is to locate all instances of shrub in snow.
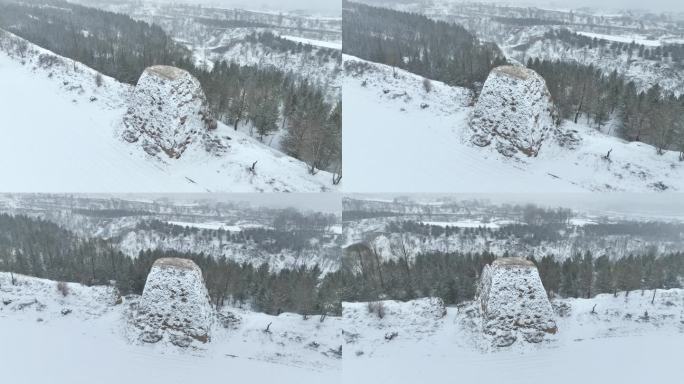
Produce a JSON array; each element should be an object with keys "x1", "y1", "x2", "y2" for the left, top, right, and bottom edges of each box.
[
  {"x1": 131, "y1": 258, "x2": 213, "y2": 347},
  {"x1": 477, "y1": 257, "x2": 557, "y2": 347},
  {"x1": 121, "y1": 65, "x2": 219, "y2": 159},
  {"x1": 470, "y1": 65, "x2": 557, "y2": 157},
  {"x1": 367, "y1": 301, "x2": 386, "y2": 319},
  {"x1": 56, "y1": 281, "x2": 69, "y2": 297}
]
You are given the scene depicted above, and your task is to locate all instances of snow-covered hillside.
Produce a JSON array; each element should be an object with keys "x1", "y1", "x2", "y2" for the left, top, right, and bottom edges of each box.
[
  {"x1": 343, "y1": 216, "x2": 684, "y2": 262},
  {"x1": 0, "y1": 30, "x2": 335, "y2": 192},
  {"x1": 343, "y1": 55, "x2": 684, "y2": 192},
  {"x1": 210, "y1": 36, "x2": 341, "y2": 100},
  {"x1": 506, "y1": 28, "x2": 684, "y2": 96},
  {"x1": 380, "y1": 1, "x2": 684, "y2": 96},
  {"x1": 117, "y1": 227, "x2": 342, "y2": 273},
  {"x1": 0, "y1": 194, "x2": 343, "y2": 273},
  {"x1": 343, "y1": 289, "x2": 684, "y2": 384},
  {"x1": 0, "y1": 272, "x2": 341, "y2": 383}
]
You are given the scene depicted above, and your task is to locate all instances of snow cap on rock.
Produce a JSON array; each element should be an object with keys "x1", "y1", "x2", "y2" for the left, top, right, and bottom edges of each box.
[
  {"x1": 134, "y1": 257, "x2": 213, "y2": 347},
  {"x1": 121, "y1": 65, "x2": 218, "y2": 159},
  {"x1": 478, "y1": 257, "x2": 557, "y2": 347},
  {"x1": 470, "y1": 65, "x2": 557, "y2": 157}
]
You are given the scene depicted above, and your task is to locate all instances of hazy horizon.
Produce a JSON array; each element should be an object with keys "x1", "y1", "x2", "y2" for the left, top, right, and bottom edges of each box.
[
  {"x1": 365, "y1": 0, "x2": 684, "y2": 14},
  {"x1": 131, "y1": 0, "x2": 341, "y2": 15},
  {"x1": 348, "y1": 193, "x2": 684, "y2": 220},
  {"x1": 85, "y1": 193, "x2": 343, "y2": 214}
]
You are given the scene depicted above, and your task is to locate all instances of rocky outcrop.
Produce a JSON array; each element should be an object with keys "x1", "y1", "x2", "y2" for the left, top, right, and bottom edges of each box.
[
  {"x1": 470, "y1": 65, "x2": 558, "y2": 157},
  {"x1": 477, "y1": 257, "x2": 557, "y2": 347},
  {"x1": 131, "y1": 258, "x2": 213, "y2": 347},
  {"x1": 121, "y1": 65, "x2": 219, "y2": 159}
]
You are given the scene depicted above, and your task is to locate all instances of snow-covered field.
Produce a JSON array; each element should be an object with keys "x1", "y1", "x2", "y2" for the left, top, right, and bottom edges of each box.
[
  {"x1": 0, "y1": 273, "x2": 341, "y2": 384},
  {"x1": 0, "y1": 30, "x2": 334, "y2": 192},
  {"x1": 280, "y1": 35, "x2": 342, "y2": 50},
  {"x1": 575, "y1": 31, "x2": 662, "y2": 46},
  {"x1": 342, "y1": 55, "x2": 684, "y2": 192},
  {"x1": 343, "y1": 290, "x2": 684, "y2": 384}
]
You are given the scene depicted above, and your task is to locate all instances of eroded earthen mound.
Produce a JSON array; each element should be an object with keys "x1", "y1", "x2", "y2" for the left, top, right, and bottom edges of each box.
[
  {"x1": 121, "y1": 65, "x2": 219, "y2": 159},
  {"x1": 470, "y1": 65, "x2": 557, "y2": 158},
  {"x1": 478, "y1": 257, "x2": 557, "y2": 347},
  {"x1": 132, "y1": 257, "x2": 213, "y2": 347}
]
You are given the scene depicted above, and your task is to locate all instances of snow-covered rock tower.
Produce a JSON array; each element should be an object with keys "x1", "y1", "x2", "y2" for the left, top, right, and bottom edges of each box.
[
  {"x1": 477, "y1": 257, "x2": 557, "y2": 347},
  {"x1": 121, "y1": 65, "x2": 217, "y2": 159},
  {"x1": 133, "y1": 257, "x2": 213, "y2": 347},
  {"x1": 470, "y1": 65, "x2": 557, "y2": 157}
]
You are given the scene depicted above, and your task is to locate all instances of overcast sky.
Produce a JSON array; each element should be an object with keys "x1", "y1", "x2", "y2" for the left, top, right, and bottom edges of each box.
[
  {"x1": 89, "y1": 193, "x2": 341, "y2": 213},
  {"x1": 147, "y1": 0, "x2": 340, "y2": 15},
  {"x1": 351, "y1": 193, "x2": 684, "y2": 220},
  {"x1": 448, "y1": 0, "x2": 684, "y2": 13}
]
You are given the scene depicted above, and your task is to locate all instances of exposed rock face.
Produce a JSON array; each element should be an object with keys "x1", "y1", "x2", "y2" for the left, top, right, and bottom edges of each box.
[
  {"x1": 132, "y1": 258, "x2": 213, "y2": 347},
  {"x1": 477, "y1": 257, "x2": 557, "y2": 347},
  {"x1": 122, "y1": 65, "x2": 218, "y2": 159},
  {"x1": 470, "y1": 65, "x2": 557, "y2": 157}
]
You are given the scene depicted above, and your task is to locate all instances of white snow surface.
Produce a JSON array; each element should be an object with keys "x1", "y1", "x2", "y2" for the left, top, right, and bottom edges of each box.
[
  {"x1": 575, "y1": 31, "x2": 662, "y2": 47},
  {"x1": 471, "y1": 65, "x2": 559, "y2": 158},
  {"x1": 131, "y1": 258, "x2": 214, "y2": 347},
  {"x1": 0, "y1": 30, "x2": 334, "y2": 192},
  {"x1": 342, "y1": 55, "x2": 684, "y2": 192},
  {"x1": 343, "y1": 289, "x2": 684, "y2": 384},
  {"x1": 0, "y1": 272, "x2": 341, "y2": 383},
  {"x1": 279, "y1": 35, "x2": 342, "y2": 50}
]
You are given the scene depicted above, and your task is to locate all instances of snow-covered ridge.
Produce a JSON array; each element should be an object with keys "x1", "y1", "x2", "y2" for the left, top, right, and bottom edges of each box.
[
  {"x1": 0, "y1": 272, "x2": 341, "y2": 383},
  {"x1": 343, "y1": 55, "x2": 684, "y2": 192},
  {"x1": 0, "y1": 29, "x2": 336, "y2": 192},
  {"x1": 344, "y1": 217, "x2": 684, "y2": 262},
  {"x1": 343, "y1": 289, "x2": 684, "y2": 382}
]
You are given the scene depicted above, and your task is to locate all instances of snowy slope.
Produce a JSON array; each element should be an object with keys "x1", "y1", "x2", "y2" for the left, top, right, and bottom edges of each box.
[
  {"x1": 0, "y1": 272, "x2": 341, "y2": 384},
  {"x1": 343, "y1": 289, "x2": 684, "y2": 384},
  {"x1": 342, "y1": 55, "x2": 684, "y2": 192},
  {"x1": 0, "y1": 30, "x2": 335, "y2": 192}
]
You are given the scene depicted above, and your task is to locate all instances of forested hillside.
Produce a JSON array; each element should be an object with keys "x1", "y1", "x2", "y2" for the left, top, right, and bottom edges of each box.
[
  {"x1": 345, "y1": 1, "x2": 684, "y2": 158},
  {"x1": 342, "y1": 198, "x2": 684, "y2": 304},
  {"x1": 337, "y1": 247, "x2": 684, "y2": 305},
  {"x1": 0, "y1": 0, "x2": 340, "y2": 176},
  {"x1": 342, "y1": 0, "x2": 506, "y2": 90},
  {"x1": 0, "y1": 213, "x2": 345, "y2": 316},
  {"x1": 526, "y1": 58, "x2": 684, "y2": 156}
]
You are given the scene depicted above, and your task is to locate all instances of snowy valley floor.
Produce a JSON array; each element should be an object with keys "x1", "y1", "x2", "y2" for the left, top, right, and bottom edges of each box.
[
  {"x1": 0, "y1": 273, "x2": 341, "y2": 384},
  {"x1": 343, "y1": 291, "x2": 684, "y2": 384},
  {"x1": 342, "y1": 55, "x2": 684, "y2": 192}
]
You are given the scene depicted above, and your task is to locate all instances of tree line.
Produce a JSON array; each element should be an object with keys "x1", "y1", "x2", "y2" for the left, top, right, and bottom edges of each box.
[
  {"x1": 340, "y1": 243, "x2": 684, "y2": 305},
  {"x1": 385, "y1": 219, "x2": 684, "y2": 246},
  {"x1": 340, "y1": 0, "x2": 684, "y2": 156},
  {"x1": 527, "y1": 57, "x2": 684, "y2": 156},
  {"x1": 0, "y1": 214, "x2": 340, "y2": 316},
  {"x1": 0, "y1": 0, "x2": 340, "y2": 176},
  {"x1": 342, "y1": 0, "x2": 506, "y2": 90},
  {"x1": 545, "y1": 28, "x2": 684, "y2": 65}
]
